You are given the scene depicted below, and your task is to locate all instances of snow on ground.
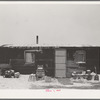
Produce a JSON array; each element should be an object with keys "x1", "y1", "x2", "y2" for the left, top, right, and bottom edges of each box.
[
  {"x1": 30, "y1": 79, "x2": 92, "y2": 89},
  {"x1": 0, "y1": 75, "x2": 30, "y2": 89},
  {"x1": 0, "y1": 75, "x2": 100, "y2": 89}
]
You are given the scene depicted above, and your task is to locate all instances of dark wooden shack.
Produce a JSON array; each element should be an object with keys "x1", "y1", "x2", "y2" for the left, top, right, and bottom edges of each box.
[{"x1": 0, "y1": 45, "x2": 99, "y2": 78}]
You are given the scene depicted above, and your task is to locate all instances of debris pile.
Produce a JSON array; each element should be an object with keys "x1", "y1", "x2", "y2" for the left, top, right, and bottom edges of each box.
[{"x1": 71, "y1": 70, "x2": 99, "y2": 83}]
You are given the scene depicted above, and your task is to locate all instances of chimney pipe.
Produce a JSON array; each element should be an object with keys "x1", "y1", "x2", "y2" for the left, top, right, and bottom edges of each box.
[{"x1": 36, "y1": 35, "x2": 39, "y2": 44}]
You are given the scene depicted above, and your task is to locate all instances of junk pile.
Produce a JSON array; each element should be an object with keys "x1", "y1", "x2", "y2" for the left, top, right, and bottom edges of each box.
[
  {"x1": 71, "y1": 69, "x2": 99, "y2": 82},
  {"x1": 28, "y1": 65, "x2": 52, "y2": 82},
  {"x1": 1, "y1": 69, "x2": 20, "y2": 78}
]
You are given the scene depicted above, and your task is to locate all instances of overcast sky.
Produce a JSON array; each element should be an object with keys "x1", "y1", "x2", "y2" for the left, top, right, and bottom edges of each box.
[{"x1": 0, "y1": 2, "x2": 100, "y2": 46}]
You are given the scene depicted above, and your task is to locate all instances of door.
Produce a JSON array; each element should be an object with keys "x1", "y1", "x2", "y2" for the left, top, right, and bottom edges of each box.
[{"x1": 55, "y1": 49, "x2": 67, "y2": 77}]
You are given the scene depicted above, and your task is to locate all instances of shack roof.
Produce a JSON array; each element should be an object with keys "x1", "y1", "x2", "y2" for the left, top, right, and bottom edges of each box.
[{"x1": 0, "y1": 44, "x2": 100, "y2": 48}]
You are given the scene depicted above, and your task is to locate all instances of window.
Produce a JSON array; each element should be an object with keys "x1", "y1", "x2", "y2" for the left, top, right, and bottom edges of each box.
[
  {"x1": 74, "y1": 50, "x2": 86, "y2": 63},
  {"x1": 25, "y1": 52, "x2": 35, "y2": 63}
]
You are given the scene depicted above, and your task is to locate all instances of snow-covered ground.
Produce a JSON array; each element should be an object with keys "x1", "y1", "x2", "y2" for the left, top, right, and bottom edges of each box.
[
  {"x1": 0, "y1": 75, "x2": 100, "y2": 89},
  {"x1": 0, "y1": 75, "x2": 30, "y2": 89}
]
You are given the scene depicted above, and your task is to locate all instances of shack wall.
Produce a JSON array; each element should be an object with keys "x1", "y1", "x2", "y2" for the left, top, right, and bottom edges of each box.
[{"x1": 0, "y1": 46, "x2": 99, "y2": 76}]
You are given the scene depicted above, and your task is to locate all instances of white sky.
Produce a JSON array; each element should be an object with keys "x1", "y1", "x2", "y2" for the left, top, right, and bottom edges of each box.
[{"x1": 0, "y1": 2, "x2": 100, "y2": 46}]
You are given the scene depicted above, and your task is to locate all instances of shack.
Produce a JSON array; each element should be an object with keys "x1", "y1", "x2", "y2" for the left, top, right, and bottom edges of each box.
[{"x1": 0, "y1": 45, "x2": 99, "y2": 78}]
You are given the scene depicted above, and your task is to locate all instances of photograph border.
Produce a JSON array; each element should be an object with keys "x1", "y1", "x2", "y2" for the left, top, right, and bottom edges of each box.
[{"x1": 0, "y1": 0, "x2": 100, "y2": 99}]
